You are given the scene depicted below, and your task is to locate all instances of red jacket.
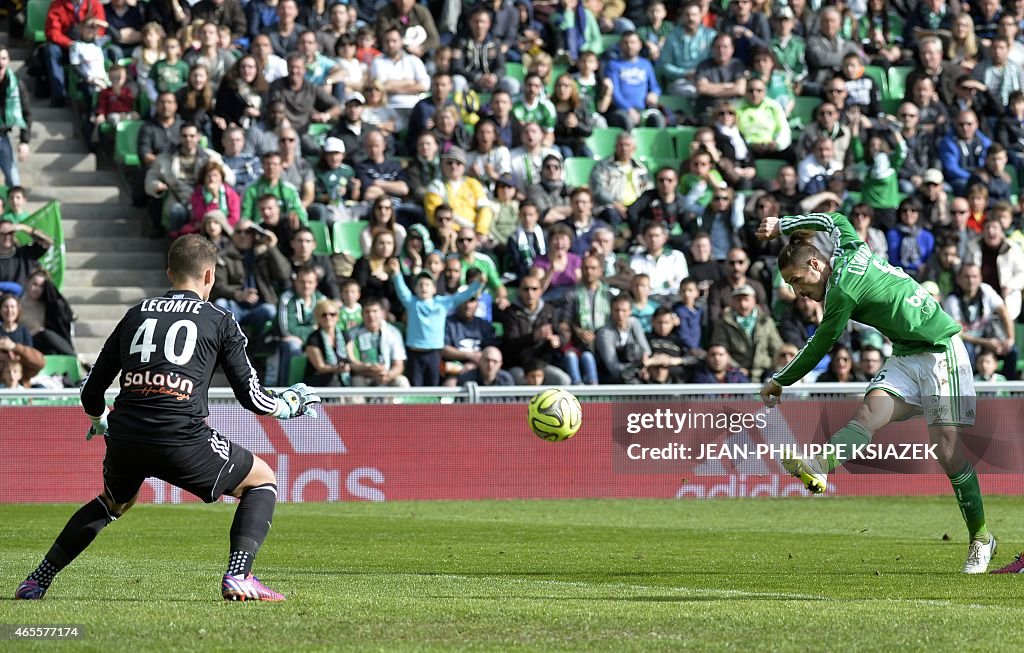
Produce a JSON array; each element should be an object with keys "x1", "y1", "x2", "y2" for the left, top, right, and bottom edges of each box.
[{"x1": 45, "y1": 0, "x2": 106, "y2": 49}]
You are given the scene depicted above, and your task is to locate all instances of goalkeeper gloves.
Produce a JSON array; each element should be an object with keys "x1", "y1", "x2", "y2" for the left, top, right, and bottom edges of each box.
[
  {"x1": 86, "y1": 407, "x2": 109, "y2": 440},
  {"x1": 271, "y1": 383, "x2": 322, "y2": 419}
]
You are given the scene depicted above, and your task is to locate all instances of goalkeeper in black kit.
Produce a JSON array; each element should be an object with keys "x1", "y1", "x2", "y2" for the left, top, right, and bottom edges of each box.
[{"x1": 15, "y1": 235, "x2": 320, "y2": 602}]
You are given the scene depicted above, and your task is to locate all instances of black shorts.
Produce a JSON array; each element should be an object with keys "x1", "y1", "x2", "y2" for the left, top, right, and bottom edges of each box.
[{"x1": 103, "y1": 429, "x2": 255, "y2": 504}]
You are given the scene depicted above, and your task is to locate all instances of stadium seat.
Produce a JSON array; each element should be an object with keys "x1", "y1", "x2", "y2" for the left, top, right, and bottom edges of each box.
[
  {"x1": 564, "y1": 156, "x2": 598, "y2": 188},
  {"x1": 790, "y1": 97, "x2": 822, "y2": 126},
  {"x1": 880, "y1": 98, "x2": 901, "y2": 117},
  {"x1": 27, "y1": 0, "x2": 48, "y2": 42},
  {"x1": 584, "y1": 127, "x2": 623, "y2": 160},
  {"x1": 632, "y1": 127, "x2": 675, "y2": 160},
  {"x1": 307, "y1": 123, "x2": 332, "y2": 149},
  {"x1": 308, "y1": 220, "x2": 332, "y2": 256},
  {"x1": 647, "y1": 158, "x2": 682, "y2": 174},
  {"x1": 754, "y1": 158, "x2": 788, "y2": 182},
  {"x1": 863, "y1": 65, "x2": 888, "y2": 100},
  {"x1": 114, "y1": 119, "x2": 144, "y2": 168},
  {"x1": 600, "y1": 34, "x2": 620, "y2": 52},
  {"x1": 669, "y1": 126, "x2": 698, "y2": 159},
  {"x1": 287, "y1": 355, "x2": 308, "y2": 385},
  {"x1": 547, "y1": 64, "x2": 569, "y2": 94},
  {"x1": 887, "y1": 66, "x2": 914, "y2": 101},
  {"x1": 505, "y1": 62, "x2": 525, "y2": 83},
  {"x1": 332, "y1": 221, "x2": 365, "y2": 257},
  {"x1": 40, "y1": 355, "x2": 82, "y2": 384}
]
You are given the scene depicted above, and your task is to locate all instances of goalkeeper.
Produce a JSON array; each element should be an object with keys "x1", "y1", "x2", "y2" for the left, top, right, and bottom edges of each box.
[
  {"x1": 15, "y1": 235, "x2": 320, "y2": 602},
  {"x1": 757, "y1": 211, "x2": 996, "y2": 574}
]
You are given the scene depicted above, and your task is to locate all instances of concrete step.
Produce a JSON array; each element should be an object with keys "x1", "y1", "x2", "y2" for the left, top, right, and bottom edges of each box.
[
  {"x1": 73, "y1": 337, "x2": 110, "y2": 356},
  {"x1": 33, "y1": 139, "x2": 91, "y2": 154},
  {"x1": 66, "y1": 250, "x2": 163, "y2": 269},
  {"x1": 62, "y1": 219, "x2": 147, "y2": 237},
  {"x1": 65, "y1": 236, "x2": 166, "y2": 252},
  {"x1": 23, "y1": 170, "x2": 122, "y2": 188},
  {"x1": 73, "y1": 303, "x2": 145, "y2": 320},
  {"x1": 32, "y1": 122, "x2": 78, "y2": 140},
  {"x1": 62, "y1": 286, "x2": 164, "y2": 304},
  {"x1": 27, "y1": 107, "x2": 78, "y2": 123},
  {"x1": 27, "y1": 186, "x2": 125, "y2": 204},
  {"x1": 75, "y1": 320, "x2": 123, "y2": 338},
  {"x1": 43, "y1": 203, "x2": 139, "y2": 221},
  {"x1": 64, "y1": 269, "x2": 168, "y2": 286},
  {"x1": 20, "y1": 152, "x2": 98, "y2": 174}
]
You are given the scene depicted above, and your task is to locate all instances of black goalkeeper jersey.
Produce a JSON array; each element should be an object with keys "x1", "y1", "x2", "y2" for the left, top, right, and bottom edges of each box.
[{"x1": 80, "y1": 289, "x2": 279, "y2": 444}]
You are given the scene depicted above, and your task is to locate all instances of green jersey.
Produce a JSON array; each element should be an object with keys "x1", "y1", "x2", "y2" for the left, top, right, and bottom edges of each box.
[{"x1": 773, "y1": 212, "x2": 961, "y2": 386}]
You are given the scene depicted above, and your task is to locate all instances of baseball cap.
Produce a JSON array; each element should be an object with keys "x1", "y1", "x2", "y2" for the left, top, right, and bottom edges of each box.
[
  {"x1": 732, "y1": 284, "x2": 757, "y2": 297},
  {"x1": 922, "y1": 168, "x2": 944, "y2": 185},
  {"x1": 776, "y1": 6, "x2": 795, "y2": 19},
  {"x1": 496, "y1": 172, "x2": 515, "y2": 187},
  {"x1": 322, "y1": 137, "x2": 345, "y2": 154},
  {"x1": 344, "y1": 92, "x2": 366, "y2": 105},
  {"x1": 443, "y1": 146, "x2": 468, "y2": 165}
]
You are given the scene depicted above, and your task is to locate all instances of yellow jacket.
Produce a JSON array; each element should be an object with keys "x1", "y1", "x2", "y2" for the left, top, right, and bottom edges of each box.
[{"x1": 424, "y1": 177, "x2": 494, "y2": 236}]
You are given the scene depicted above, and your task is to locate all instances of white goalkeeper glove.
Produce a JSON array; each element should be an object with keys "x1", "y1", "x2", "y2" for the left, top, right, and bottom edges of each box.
[
  {"x1": 86, "y1": 407, "x2": 109, "y2": 440},
  {"x1": 271, "y1": 383, "x2": 322, "y2": 419}
]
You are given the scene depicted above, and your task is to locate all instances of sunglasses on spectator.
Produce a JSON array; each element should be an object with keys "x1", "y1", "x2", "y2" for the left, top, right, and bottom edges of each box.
[
  {"x1": 718, "y1": 109, "x2": 735, "y2": 116},
  {"x1": 458, "y1": 237, "x2": 475, "y2": 243}
]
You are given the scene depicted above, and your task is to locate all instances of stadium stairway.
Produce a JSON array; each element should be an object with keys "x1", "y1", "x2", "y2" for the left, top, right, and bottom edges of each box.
[{"x1": 10, "y1": 47, "x2": 165, "y2": 363}]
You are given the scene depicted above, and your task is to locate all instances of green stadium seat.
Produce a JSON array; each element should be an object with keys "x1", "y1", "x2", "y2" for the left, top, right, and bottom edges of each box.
[
  {"x1": 863, "y1": 65, "x2": 888, "y2": 99},
  {"x1": 659, "y1": 95, "x2": 693, "y2": 115},
  {"x1": 114, "y1": 119, "x2": 144, "y2": 168},
  {"x1": 632, "y1": 127, "x2": 675, "y2": 160},
  {"x1": 505, "y1": 62, "x2": 525, "y2": 82},
  {"x1": 669, "y1": 126, "x2": 698, "y2": 159},
  {"x1": 564, "y1": 156, "x2": 598, "y2": 188},
  {"x1": 887, "y1": 66, "x2": 914, "y2": 101},
  {"x1": 40, "y1": 355, "x2": 82, "y2": 384},
  {"x1": 754, "y1": 158, "x2": 788, "y2": 182},
  {"x1": 288, "y1": 355, "x2": 308, "y2": 385},
  {"x1": 791, "y1": 96, "x2": 822, "y2": 126},
  {"x1": 332, "y1": 221, "x2": 365, "y2": 257},
  {"x1": 307, "y1": 123, "x2": 332, "y2": 149},
  {"x1": 880, "y1": 98, "x2": 902, "y2": 117},
  {"x1": 308, "y1": 220, "x2": 332, "y2": 256},
  {"x1": 600, "y1": 34, "x2": 620, "y2": 52},
  {"x1": 584, "y1": 127, "x2": 623, "y2": 160},
  {"x1": 648, "y1": 158, "x2": 682, "y2": 175},
  {"x1": 27, "y1": 0, "x2": 47, "y2": 43},
  {"x1": 547, "y1": 64, "x2": 570, "y2": 94}
]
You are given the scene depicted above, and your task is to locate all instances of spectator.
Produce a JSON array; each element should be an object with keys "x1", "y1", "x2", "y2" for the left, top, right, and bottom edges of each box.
[
  {"x1": 145, "y1": 123, "x2": 234, "y2": 236},
  {"x1": 328, "y1": 93, "x2": 376, "y2": 166},
  {"x1": 504, "y1": 201, "x2": 546, "y2": 284},
  {"x1": 564, "y1": 187, "x2": 610, "y2": 257},
  {"x1": 338, "y1": 278, "x2": 363, "y2": 331},
  {"x1": 595, "y1": 295, "x2": 652, "y2": 384},
  {"x1": 659, "y1": 2, "x2": 717, "y2": 99},
  {"x1": 346, "y1": 297, "x2": 411, "y2": 389},
  {"x1": 495, "y1": 276, "x2": 571, "y2": 385},
  {"x1": 182, "y1": 160, "x2": 241, "y2": 237},
  {"x1": 736, "y1": 75, "x2": 791, "y2": 158},
  {"x1": 816, "y1": 343, "x2": 868, "y2": 382},
  {"x1": 797, "y1": 137, "x2": 843, "y2": 194},
  {"x1": 70, "y1": 19, "x2": 110, "y2": 113},
  {"x1": 276, "y1": 127, "x2": 316, "y2": 209},
  {"x1": 916, "y1": 168, "x2": 949, "y2": 230},
  {"x1": 909, "y1": 75, "x2": 950, "y2": 138},
  {"x1": 551, "y1": 74, "x2": 594, "y2": 160},
  {"x1": 944, "y1": 262, "x2": 1018, "y2": 376},
  {"x1": 558, "y1": 254, "x2": 611, "y2": 385},
  {"x1": 137, "y1": 93, "x2": 184, "y2": 202},
  {"x1": 938, "y1": 109, "x2": 991, "y2": 196},
  {"x1": 331, "y1": 32, "x2": 366, "y2": 93},
  {"x1": 0, "y1": 47, "x2": 32, "y2": 188},
  {"x1": 710, "y1": 284, "x2": 783, "y2": 381},
  {"x1": 858, "y1": 334, "x2": 885, "y2": 380},
  {"x1": 887, "y1": 197, "x2": 935, "y2": 275},
  {"x1": 995, "y1": 90, "x2": 1024, "y2": 172},
  {"x1": 354, "y1": 130, "x2": 409, "y2": 204},
  {"x1": 44, "y1": 0, "x2": 106, "y2": 107},
  {"x1": 974, "y1": 36, "x2": 1024, "y2": 108},
  {"x1": 296, "y1": 29, "x2": 345, "y2": 101},
  {"x1": 531, "y1": 223, "x2": 581, "y2": 303},
  {"x1": 794, "y1": 102, "x2": 853, "y2": 168},
  {"x1": 589, "y1": 132, "x2": 652, "y2": 226},
  {"x1": 1, "y1": 187, "x2": 28, "y2": 223},
  {"x1": 695, "y1": 33, "x2": 748, "y2": 118},
  {"x1": 942, "y1": 196, "x2": 978, "y2": 260},
  {"x1": 92, "y1": 64, "x2": 137, "y2": 148},
  {"x1": 919, "y1": 238, "x2": 962, "y2": 298},
  {"x1": 241, "y1": 151, "x2": 307, "y2": 224},
  {"x1": 896, "y1": 103, "x2": 939, "y2": 196},
  {"x1": 192, "y1": 0, "x2": 247, "y2": 41},
  {"x1": 19, "y1": 269, "x2": 75, "y2": 357},
  {"x1": 303, "y1": 300, "x2": 349, "y2": 388},
  {"x1": 525, "y1": 154, "x2": 572, "y2": 224},
  {"x1": 490, "y1": 174, "x2": 521, "y2": 252},
  {"x1": 770, "y1": 7, "x2": 807, "y2": 86},
  {"x1": 457, "y1": 345, "x2": 514, "y2": 387},
  {"x1": 806, "y1": 7, "x2": 862, "y2": 91},
  {"x1": 289, "y1": 226, "x2": 340, "y2": 299},
  {"x1": 630, "y1": 274, "x2": 656, "y2": 333},
  {"x1": 251, "y1": 33, "x2": 287, "y2": 84},
  {"x1": 442, "y1": 293, "x2": 498, "y2": 385},
  {"x1": 709, "y1": 104, "x2": 759, "y2": 192},
  {"x1": 965, "y1": 217, "x2": 1024, "y2": 321},
  {"x1": 605, "y1": 31, "x2": 664, "y2": 130},
  {"x1": 452, "y1": 7, "x2": 515, "y2": 95},
  {"x1": 360, "y1": 196, "x2": 407, "y2": 256},
  {"x1": 213, "y1": 56, "x2": 269, "y2": 146},
  {"x1": 375, "y1": 0, "x2": 440, "y2": 59},
  {"x1": 184, "y1": 22, "x2": 233, "y2": 87},
  {"x1": 513, "y1": 74, "x2": 557, "y2": 147},
  {"x1": 272, "y1": 266, "x2": 324, "y2": 386},
  {"x1": 975, "y1": 349, "x2": 1007, "y2": 384},
  {"x1": 967, "y1": 143, "x2": 1014, "y2": 206},
  {"x1": 688, "y1": 185, "x2": 746, "y2": 262},
  {"x1": 778, "y1": 295, "x2": 842, "y2": 381},
  {"x1": 761, "y1": 342, "x2": 800, "y2": 383},
  {"x1": 352, "y1": 230, "x2": 402, "y2": 317},
  {"x1": 308, "y1": 137, "x2": 356, "y2": 226},
  {"x1": 483, "y1": 89, "x2": 523, "y2": 150},
  {"x1": 407, "y1": 74, "x2": 454, "y2": 151},
  {"x1": 572, "y1": 50, "x2": 613, "y2": 129},
  {"x1": 550, "y1": 0, "x2": 602, "y2": 63},
  {"x1": 706, "y1": 247, "x2": 768, "y2": 324},
  {"x1": 200, "y1": 210, "x2": 233, "y2": 252},
  {"x1": 0, "y1": 359, "x2": 25, "y2": 392},
  {"x1": 424, "y1": 147, "x2": 494, "y2": 238},
  {"x1": 644, "y1": 307, "x2": 688, "y2": 384},
  {"x1": 370, "y1": 27, "x2": 431, "y2": 112},
  {"x1": 0, "y1": 294, "x2": 45, "y2": 385},
  {"x1": 145, "y1": 0, "x2": 190, "y2": 41},
  {"x1": 629, "y1": 222, "x2": 690, "y2": 305},
  {"x1": 685, "y1": 232, "x2": 724, "y2": 296},
  {"x1": 265, "y1": 0, "x2": 304, "y2": 58},
  {"x1": 270, "y1": 55, "x2": 341, "y2": 152},
  {"x1": 627, "y1": 166, "x2": 688, "y2": 241},
  {"x1": 718, "y1": 0, "x2": 771, "y2": 65},
  {"x1": 254, "y1": 194, "x2": 296, "y2": 257},
  {"x1": 363, "y1": 80, "x2": 404, "y2": 140},
  {"x1": 212, "y1": 220, "x2": 292, "y2": 333},
  {"x1": 850, "y1": 204, "x2": 888, "y2": 258},
  {"x1": 174, "y1": 64, "x2": 215, "y2": 142},
  {"x1": 453, "y1": 228, "x2": 510, "y2": 309},
  {"x1": 674, "y1": 277, "x2": 704, "y2": 358}
]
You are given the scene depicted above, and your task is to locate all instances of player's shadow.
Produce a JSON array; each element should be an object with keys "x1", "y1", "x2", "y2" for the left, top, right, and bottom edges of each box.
[{"x1": 423, "y1": 594, "x2": 828, "y2": 603}]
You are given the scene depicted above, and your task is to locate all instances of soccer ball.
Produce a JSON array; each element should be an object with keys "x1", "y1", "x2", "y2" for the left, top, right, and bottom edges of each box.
[{"x1": 527, "y1": 388, "x2": 583, "y2": 442}]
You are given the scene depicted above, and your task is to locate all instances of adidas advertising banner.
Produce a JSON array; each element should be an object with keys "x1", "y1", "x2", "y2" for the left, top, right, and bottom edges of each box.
[{"x1": 2, "y1": 401, "x2": 1024, "y2": 503}]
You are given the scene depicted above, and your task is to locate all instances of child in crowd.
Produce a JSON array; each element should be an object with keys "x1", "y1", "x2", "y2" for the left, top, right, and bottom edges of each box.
[
  {"x1": 93, "y1": 63, "x2": 138, "y2": 146},
  {"x1": 387, "y1": 258, "x2": 482, "y2": 386},
  {"x1": 355, "y1": 27, "x2": 380, "y2": 66},
  {"x1": 968, "y1": 143, "x2": 1013, "y2": 206},
  {"x1": 70, "y1": 18, "x2": 111, "y2": 101},
  {"x1": 673, "y1": 278, "x2": 704, "y2": 359},
  {"x1": 638, "y1": 1, "x2": 672, "y2": 62},
  {"x1": 504, "y1": 201, "x2": 546, "y2": 283},
  {"x1": 975, "y1": 350, "x2": 1007, "y2": 388},
  {"x1": 333, "y1": 34, "x2": 366, "y2": 93},
  {"x1": 854, "y1": 127, "x2": 907, "y2": 227},
  {"x1": 573, "y1": 50, "x2": 612, "y2": 128},
  {"x1": 338, "y1": 278, "x2": 363, "y2": 332},
  {"x1": 645, "y1": 306, "x2": 688, "y2": 383},
  {"x1": 132, "y1": 22, "x2": 166, "y2": 108},
  {"x1": 840, "y1": 53, "x2": 881, "y2": 117},
  {"x1": 2, "y1": 187, "x2": 29, "y2": 223},
  {"x1": 489, "y1": 174, "x2": 521, "y2": 256},
  {"x1": 150, "y1": 37, "x2": 190, "y2": 96},
  {"x1": 630, "y1": 274, "x2": 656, "y2": 331}
]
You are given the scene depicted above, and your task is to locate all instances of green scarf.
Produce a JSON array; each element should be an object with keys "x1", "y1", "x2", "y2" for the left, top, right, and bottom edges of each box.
[
  {"x1": 2, "y1": 72, "x2": 26, "y2": 130},
  {"x1": 575, "y1": 283, "x2": 611, "y2": 331},
  {"x1": 736, "y1": 309, "x2": 757, "y2": 338},
  {"x1": 202, "y1": 187, "x2": 228, "y2": 213}
]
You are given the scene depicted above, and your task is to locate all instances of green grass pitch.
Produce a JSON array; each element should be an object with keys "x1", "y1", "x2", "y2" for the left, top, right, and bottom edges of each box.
[{"x1": 3, "y1": 497, "x2": 1024, "y2": 651}]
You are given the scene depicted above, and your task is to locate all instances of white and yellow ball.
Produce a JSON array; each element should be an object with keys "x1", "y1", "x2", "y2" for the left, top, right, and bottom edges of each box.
[{"x1": 527, "y1": 388, "x2": 583, "y2": 442}]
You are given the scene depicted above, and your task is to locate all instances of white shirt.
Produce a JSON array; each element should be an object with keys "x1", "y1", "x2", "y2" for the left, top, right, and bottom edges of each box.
[
  {"x1": 370, "y1": 52, "x2": 430, "y2": 110},
  {"x1": 629, "y1": 248, "x2": 690, "y2": 297}
]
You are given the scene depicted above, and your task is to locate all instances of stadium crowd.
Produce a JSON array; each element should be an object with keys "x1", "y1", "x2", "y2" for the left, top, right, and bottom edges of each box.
[{"x1": 3, "y1": 0, "x2": 1024, "y2": 388}]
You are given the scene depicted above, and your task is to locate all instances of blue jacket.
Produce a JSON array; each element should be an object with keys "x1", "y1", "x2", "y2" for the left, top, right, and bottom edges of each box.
[
  {"x1": 605, "y1": 56, "x2": 660, "y2": 112},
  {"x1": 394, "y1": 275, "x2": 482, "y2": 350},
  {"x1": 937, "y1": 131, "x2": 991, "y2": 182}
]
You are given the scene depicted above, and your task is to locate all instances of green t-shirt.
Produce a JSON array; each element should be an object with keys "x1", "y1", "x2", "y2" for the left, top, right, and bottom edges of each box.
[
  {"x1": 339, "y1": 303, "x2": 363, "y2": 332},
  {"x1": 242, "y1": 178, "x2": 309, "y2": 223},
  {"x1": 513, "y1": 98, "x2": 557, "y2": 132},
  {"x1": 152, "y1": 59, "x2": 190, "y2": 94},
  {"x1": 315, "y1": 164, "x2": 355, "y2": 204},
  {"x1": 773, "y1": 212, "x2": 961, "y2": 386}
]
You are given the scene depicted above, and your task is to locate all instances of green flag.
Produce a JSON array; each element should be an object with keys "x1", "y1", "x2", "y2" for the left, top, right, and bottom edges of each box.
[{"x1": 13, "y1": 201, "x2": 65, "y2": 290}]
